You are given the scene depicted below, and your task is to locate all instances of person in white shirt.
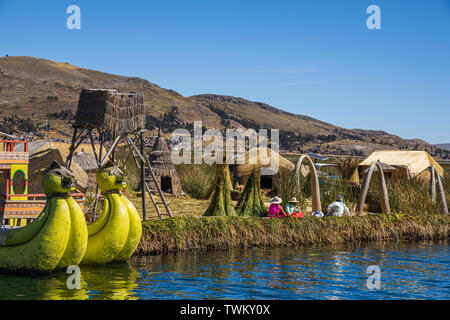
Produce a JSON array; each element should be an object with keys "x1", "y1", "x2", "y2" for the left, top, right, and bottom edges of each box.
[{"x1": 327, "y1": 194, "x2": 350, "y2": 217}]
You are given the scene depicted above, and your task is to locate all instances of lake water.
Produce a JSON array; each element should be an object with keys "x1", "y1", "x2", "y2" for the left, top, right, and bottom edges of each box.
[{"x1": 0, "y1": 241, "x2": 448, "y2": 300}]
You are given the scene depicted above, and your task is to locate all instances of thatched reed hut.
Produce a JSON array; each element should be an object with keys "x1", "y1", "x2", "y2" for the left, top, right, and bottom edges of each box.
[
  {"x1": 231, "y1": 147, "x2": 295, "y2": 190},
  {"x1": 350, "y1": 150, "x2": 444, "y2": 184},
  {"x1": 74, "y1": 89, "x2": 145, "y2": 132},
  {"x1": 25, "y1": 141, "x2": 103, "y2": 196},
  {"x1": 28, "y1": 147, "x2": 89, "y2": 194},
  {"x1": 148, "y1": 129, "x2": 184, "y2": 197}
]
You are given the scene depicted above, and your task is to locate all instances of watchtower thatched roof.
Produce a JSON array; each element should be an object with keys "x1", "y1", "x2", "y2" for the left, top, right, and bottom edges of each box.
[
  {"x1": 148, "y1": 128, "x2": 184, "y2": 197},
  {"x1": 74, "y1": 89, "x2": 145, "y2": 133}
]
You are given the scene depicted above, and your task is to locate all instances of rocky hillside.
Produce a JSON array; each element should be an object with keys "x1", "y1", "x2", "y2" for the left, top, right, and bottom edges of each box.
[
  {"x1": 0, "y1": 56, "x2": 448, "y2": 160},
  {"x1": 435, "y1": 144, "x2": 450, "y2": 151}
]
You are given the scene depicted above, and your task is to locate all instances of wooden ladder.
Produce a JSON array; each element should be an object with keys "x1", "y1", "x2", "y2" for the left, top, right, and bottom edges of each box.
[{"x1": 127, "y1": 139, "x2": 173, "y2": 219}]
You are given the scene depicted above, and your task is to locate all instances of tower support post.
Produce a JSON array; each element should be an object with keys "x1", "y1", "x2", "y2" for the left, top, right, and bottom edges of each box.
[{"x1": 140, "y1": 131, "x2": 147, "y2": 221}]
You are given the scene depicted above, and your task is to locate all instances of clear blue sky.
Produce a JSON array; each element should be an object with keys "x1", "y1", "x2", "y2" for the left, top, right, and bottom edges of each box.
[{"x1": 1, "y1": 0, "x2": 449, "y2": 143}]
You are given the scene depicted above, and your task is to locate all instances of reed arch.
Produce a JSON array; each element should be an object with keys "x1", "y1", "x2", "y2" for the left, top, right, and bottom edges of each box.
[
  {"x1": 294, "y1": 155, "x2": 321, "y2": 212},
  {"x1": 430, "y1": 166, "x2": 449, "y2": 215},
  {"x1": 356, "y1": 161, "x2": 390, "y2": 215}
]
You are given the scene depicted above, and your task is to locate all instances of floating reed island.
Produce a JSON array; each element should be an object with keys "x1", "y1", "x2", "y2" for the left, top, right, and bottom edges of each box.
[
  {"x1": 125, "y1": 150, "x2": 449, "y2": 256},
  {"x1": 135, "y1": 214, "x2": 449, "y2": 256}
]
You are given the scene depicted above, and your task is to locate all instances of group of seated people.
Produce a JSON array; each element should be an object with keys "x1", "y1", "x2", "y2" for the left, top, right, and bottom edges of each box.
[
  {"x1": 267, "y1": 196, "x2": 303, "y2": 218},
  {"x1": 267, "y1": 194, "x2": 350, "y2": 218}
]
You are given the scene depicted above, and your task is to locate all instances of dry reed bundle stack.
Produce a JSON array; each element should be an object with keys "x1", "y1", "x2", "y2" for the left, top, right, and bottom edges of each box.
[
  {"x1": 203, "y1": 165, "x2": 237, "y2": 217},
  {"x1": 236, "y1": 166, "x2": 266, "y2": 217}
]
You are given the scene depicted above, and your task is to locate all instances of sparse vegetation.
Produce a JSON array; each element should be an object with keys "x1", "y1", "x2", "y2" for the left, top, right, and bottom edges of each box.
[
  {"x1": 0, "y1": 115, "x2": 39, "y2": 135},
  {"x1": 46, "y1": 109, "x2": 73, "y2": 120}
]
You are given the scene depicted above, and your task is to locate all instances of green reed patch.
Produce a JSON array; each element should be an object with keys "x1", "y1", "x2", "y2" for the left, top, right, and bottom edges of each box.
[{"x1": 176, "y1": 163, "x2": 216, "y2": 199}]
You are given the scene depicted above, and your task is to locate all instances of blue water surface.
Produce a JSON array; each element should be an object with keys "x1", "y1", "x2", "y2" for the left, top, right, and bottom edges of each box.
[{"x1": 0, "y1": 241, "x2": 448, "y2": 300}]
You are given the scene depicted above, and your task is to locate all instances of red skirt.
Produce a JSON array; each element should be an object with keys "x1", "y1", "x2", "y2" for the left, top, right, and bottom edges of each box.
[{"x1": 291, "y1": 211, "x2": 303, "y2": 218}]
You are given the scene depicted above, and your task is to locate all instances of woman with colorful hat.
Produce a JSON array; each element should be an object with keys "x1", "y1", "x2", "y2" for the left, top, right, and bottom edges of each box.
[
  {"x1": 267, "y1": 196, "x2": 287, "y2": 218},
  {"x1": 285, "y1": 197, "x2": 303, "y2": 217}
]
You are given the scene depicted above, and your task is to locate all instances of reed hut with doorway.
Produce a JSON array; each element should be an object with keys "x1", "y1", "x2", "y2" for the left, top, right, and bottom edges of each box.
[
  {"x1": 148, "y1": 129, "x2": 184, "y2": 197},
  {"x1": 350, "y1": 150, "x2": 444, "y2": 184}
]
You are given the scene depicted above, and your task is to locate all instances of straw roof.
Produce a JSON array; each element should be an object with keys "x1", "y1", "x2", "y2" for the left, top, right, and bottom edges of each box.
[
  {"x1": 74, "y1": 89, "x2": 145, "y2": 132},
  {"x1": 52, "y1": 142, "x2": 106, "y2": 159},
  {"x1": 358, "y1": 151, "x2": 443, "y2": 178},
  {"x1": 148, "y1": 129, "x2": 184, "y2": 197},
  {"x1": 28, "y1": 141, "x2": 106, "y2": 159},
  {"x1": 234, "y1": 147, "x2": 295, "y2": 178},
  {"x1": 28, "y1": 140, "x2": 53, "y2": 155},
  {"x1": 362, "y1": 162, "x2": 397, "y2": 174},
  {"x1": 72, "y1": 149, "x2": 98, "y2": 172},
  {"x1": 28, "y1": 147, "x2": 89, "y2": 193}
]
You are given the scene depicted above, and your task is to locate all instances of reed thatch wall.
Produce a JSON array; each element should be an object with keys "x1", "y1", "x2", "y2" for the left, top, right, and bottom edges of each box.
[
  {"x1": 75, "y1": 89, "x2": 145, "y2": 132},
  {"x1": 135, "y1": 214, "x2": 449, "y2": 256}
]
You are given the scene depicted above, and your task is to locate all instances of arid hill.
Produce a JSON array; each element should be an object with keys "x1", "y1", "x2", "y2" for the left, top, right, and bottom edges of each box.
[
  {"x1": 0, "y1": 56, "x2": 448, "y2": 160},
  {"x1": 435, "y1": 144, "x2": 450, "y2": 151}
]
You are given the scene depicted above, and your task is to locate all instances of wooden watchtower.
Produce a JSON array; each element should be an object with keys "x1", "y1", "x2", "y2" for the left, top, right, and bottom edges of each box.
[{"x1": 65, "y1": 89, "x2": 173, "y2": 220}]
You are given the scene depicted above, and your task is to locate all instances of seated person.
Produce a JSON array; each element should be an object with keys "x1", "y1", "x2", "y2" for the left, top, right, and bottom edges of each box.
[
  {"x1": 267, "y1": 196, "x2": 287, "y2": 218},
  {"x1": 285, "y1": 197, "x2": 303, "y2": 217},
  {"x1": 327, "y1": 194, "x2": 350, "y2": 217},
  {"x1": 312, "y1": 210, "x2": 324, "y2": 218}
]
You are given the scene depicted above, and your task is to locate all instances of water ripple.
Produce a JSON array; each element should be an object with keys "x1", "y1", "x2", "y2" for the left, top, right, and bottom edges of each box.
[{"x1": 0, "y1": 240, "x2": 448, "y2": 300}]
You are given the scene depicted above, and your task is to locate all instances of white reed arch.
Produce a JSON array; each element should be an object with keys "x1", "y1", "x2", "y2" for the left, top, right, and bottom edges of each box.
[
  {"x1": 356, "y1": 161, "x2": 390, "y2": 215},
  {"x1": 294, "y1": 154, "x2": 321, "y2": 213}
]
